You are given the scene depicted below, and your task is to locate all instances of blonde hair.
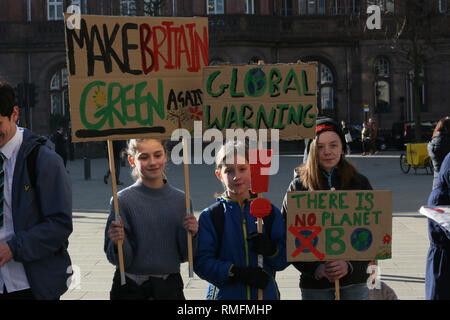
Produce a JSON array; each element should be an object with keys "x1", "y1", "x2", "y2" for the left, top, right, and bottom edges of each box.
[
  {"x1": 127, "y1": 138, "x2": 168, "y2": 181},
  {"x1": 214, "y1": 140, "x2": 250, "y2": 198}
]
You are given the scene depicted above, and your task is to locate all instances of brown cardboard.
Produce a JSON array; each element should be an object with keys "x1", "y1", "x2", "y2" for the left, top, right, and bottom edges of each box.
[
  {"x1": 202, "y1": 63, "x2": 318, "y2": 140},
  {"x1": 64, "y1": 14, "x2": 208, "y2": 142},
  {"x1": 286, "y1": 190, "x2": 392, "y2": 262}
]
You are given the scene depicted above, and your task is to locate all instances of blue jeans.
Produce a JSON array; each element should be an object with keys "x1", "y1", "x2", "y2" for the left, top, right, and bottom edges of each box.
[{"x1": 301, "y1": 284, "x2": 368, "y2": 300}]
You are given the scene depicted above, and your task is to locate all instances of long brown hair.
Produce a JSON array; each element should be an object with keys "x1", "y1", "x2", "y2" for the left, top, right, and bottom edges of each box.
[
  {"x1": 432, "y1": 116, "x2": 450, "y2": 138},
  {"x1": 295, "y1": 138, "x2": 359, "y2": 190}
]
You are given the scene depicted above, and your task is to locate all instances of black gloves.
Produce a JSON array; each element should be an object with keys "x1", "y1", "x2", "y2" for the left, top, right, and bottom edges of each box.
[
  {"x1": 247, "y1": 232, "x2": 277, "y2": 257},
  {"x1": 228, "y1": 265, "x2": 270, "y2": 289}
]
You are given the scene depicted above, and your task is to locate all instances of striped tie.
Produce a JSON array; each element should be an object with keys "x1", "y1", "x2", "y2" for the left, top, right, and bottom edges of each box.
[{"x1": 0, "y1": 153, "x2": 4, "y2": 229}]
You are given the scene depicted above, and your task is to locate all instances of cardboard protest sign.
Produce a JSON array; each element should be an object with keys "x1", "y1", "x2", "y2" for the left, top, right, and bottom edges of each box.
[
  {"x1": 64, "y1": 15, "x2": 208, "y2": 142},
  {"x1": 202, "y1": 63, "x2": 318, "y2": 140},
  {"x1": 286, "y1": 190, "x2": 392, "y2": 262}
]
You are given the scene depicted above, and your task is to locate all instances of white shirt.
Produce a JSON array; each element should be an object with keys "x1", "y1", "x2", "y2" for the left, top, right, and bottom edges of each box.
[{"x1": 0, "y1": 126, "x2": 30, "y2": 293}]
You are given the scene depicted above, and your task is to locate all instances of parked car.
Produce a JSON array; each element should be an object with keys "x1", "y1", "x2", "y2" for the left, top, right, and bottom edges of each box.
[
  {"x1": 346, "y1": 124, "x2": 388, "y2": 152},
  {"x1": 391, "y1": 120, "x2": 437, "y2": 150}
]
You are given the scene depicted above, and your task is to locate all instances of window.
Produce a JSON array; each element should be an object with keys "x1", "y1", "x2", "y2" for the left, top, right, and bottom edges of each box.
[
  {"x1": 50, "y1": 67, "x2": 69, "y2": 117},
  {"x1": 276, "y1": 0, "x2": 293, "y2": 15},
  {"x1": 207, "y1": 0, "x2": 224, "y2": 14},
  {"x1": 70, "y1": 0, "x2": 87, "y2": 14},
  {"x1": 246, "y1": 0, "x2": 255, "y2": 14},
  {"x1": 319, "y1": 63, "x2": 334, "y2": 110},
  {"x1": 304, "y1": 59, "x2": 336, "y2": 112},
  {"x1": 367, "y1": 0, "x2": 394, "y2": 13},
  {"x1": 121, "y1": 0, "x2": 137, "y2": 16},
  {"x1": 144, "y1": 0, "x2": 163, "y2": 16},
  {"x1": 48, "y1": 0, "x2": 64, "y2": 20},
  {"x1": 439, "y1": 0, "x2": 448, "y2": 13},
  {"x1": 374, "y1": 57, "x2": 391, "y2": 113},
  {"x1": 299, "y1": 0, "x2": 325, "y2": 15}
]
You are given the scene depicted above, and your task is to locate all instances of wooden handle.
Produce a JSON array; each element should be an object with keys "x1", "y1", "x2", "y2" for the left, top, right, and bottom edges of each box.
[
  {"x1": 335, "y1": 279, "x2": 340, "y2": 300},
  {"x1": 182, "y1": 138, "x2": 194, "y2": 278},
  {"x1": 107, "y1": 140, "x2": 126, "y2": 285}
]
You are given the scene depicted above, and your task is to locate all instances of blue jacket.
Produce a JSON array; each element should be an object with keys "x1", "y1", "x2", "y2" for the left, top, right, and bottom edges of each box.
[
  {"x1": 194, "y1": 196, "x2": 288, "y2": 300},
  {"x1": 426, "y1": 153, "x2": 450, "y2": 300},
  {"x1": 5, "y1": 128, "x2": 72, "y2": 299}
]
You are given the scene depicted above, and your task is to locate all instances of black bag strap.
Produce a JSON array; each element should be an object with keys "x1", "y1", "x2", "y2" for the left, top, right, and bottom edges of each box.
[{"x1": 27, "y1": 137, "x2": 47, "y2": 187}]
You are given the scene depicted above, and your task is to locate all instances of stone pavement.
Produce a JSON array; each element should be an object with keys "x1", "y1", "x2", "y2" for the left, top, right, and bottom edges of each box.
[{"x1": 61, "y1": 151, "x2": 431, "y2": 300}]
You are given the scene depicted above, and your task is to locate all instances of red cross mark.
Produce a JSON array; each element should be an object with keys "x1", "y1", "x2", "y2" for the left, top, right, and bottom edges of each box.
[{"x1": 288, "y1": 225, "x2": 325, "y2": 261}]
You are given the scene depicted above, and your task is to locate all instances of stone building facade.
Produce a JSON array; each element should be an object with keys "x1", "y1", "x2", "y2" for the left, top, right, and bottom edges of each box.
[{"x1": 0, "y1": 0, "x2": 449, "y2": 140}]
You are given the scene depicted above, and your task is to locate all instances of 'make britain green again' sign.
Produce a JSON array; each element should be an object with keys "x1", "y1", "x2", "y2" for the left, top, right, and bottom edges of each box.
[{"x1": 64, "y1": 15, "x2": 208, "y2": 142}]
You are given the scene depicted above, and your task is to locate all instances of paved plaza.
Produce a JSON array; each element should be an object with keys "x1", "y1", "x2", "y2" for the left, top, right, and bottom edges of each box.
[{"x1": 61, "y1": 150, "x2": 432, "y2": 300}]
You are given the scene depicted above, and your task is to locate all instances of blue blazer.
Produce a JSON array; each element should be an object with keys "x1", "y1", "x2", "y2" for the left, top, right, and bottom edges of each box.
[
  {"x1": 426, "y1": 153, "x2": 450, "y2": 300},
  {"x1": 6, "y1": 128, "x2": 72, "y2": 299}
]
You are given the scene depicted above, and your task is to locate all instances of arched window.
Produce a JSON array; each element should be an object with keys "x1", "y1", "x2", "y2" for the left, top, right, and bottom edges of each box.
[
  {"x1": 318, "y1": 62, "x2": 335, "y2": 111},
  {"x1": 374, "y1": 57, "x2": 391, "y2": 113},
  {"x1": 50, "y1": 67, "x2": 69, "y2": 117}
]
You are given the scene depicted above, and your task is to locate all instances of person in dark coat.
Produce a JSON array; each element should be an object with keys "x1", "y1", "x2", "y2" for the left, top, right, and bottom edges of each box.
[
  {"x1": 425, "y1": 153, "x2": 450, "y2": 300},
  {"x1": 52, "y1": 126, "x2": 68, "y2": 167},
  {"x1": 104, "y1": 140, "x2": 126, "y2": 185},
  {"x1": 428, "y1": 116, "x2": 450, "y2": 189}
]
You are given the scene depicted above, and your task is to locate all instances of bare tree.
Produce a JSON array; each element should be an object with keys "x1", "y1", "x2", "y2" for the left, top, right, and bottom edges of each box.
[{"x1": 387, "y1": 1, "x2": 449, "y2": 141}]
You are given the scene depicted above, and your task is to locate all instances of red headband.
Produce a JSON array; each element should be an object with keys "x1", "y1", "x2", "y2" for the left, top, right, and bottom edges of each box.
[{"x1": 316, "y1": 124, "x2": 335, "y2": 133}]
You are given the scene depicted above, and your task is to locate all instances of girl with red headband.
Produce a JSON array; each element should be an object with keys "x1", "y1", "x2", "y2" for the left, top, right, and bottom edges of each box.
[{"x1": 281, "y1": 118, "x2": 373, "y2": 300}]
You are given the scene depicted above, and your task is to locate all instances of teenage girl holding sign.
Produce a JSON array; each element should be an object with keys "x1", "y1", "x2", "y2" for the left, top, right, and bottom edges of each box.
[
  {"x1": 194, "y1": 141, "x2": 288, "y2": 300},
  {"x1": 281, "y1": 118, "x2": 373, "y2": 300},
  {"x1": 104, "y1": 138, "x2": 198, "y2": 300}
]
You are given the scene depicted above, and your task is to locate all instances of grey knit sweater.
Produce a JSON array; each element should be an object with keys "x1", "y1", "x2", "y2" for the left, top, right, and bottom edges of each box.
[{"x1": 104, "y1": 180, "x2": 195, "y2": 275}]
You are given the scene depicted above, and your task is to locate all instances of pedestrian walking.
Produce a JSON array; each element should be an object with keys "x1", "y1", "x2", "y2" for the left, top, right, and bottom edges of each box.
[
  {"x1": 425, "y1": 153, "x2": 450, "y2": 300},
  {"x1": 341, "y1": 120, "x2": 352, "y2": 155},
  {"x1": 428, "y1": 116, "x2": 450, "y2": 189},
  {"x1": 281, "y1": 118, "x2": 372, "y2": 300},
  {"x1": 194, "y1": 140, "x2": 288, "y2": 300},
  {"x1": 52, "y1": 126, "x2": 68, "y2": 167},
  {"x1": 368, "y1": 118, "x2": 378, "y2": 155},
  {"x1": 104, "y1": 138, "x2": 198, "y2": 300},
  {"x1": 361, "y1": 122, "x2": 370, "y2": 156},
  {"x1": 0, "y1": 81, "x2": 72, "y2": 300},
  {"x1": 104, "y1": 140, "x2": 126, "y2": 185}
]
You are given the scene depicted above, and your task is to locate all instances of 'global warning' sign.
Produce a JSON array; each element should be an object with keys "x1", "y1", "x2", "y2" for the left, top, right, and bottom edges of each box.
[
  {"x1": 286, "y1": 190, "x2": 392, "y2": 262},
  {"x1": 202, "y1": 63, "x2": 318, "y2": 140}
]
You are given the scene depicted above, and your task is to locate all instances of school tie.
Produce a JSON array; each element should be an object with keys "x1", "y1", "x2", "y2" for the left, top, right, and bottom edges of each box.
[{"x1": 0, "y1": 152, "x2": 5, "y2": 229}]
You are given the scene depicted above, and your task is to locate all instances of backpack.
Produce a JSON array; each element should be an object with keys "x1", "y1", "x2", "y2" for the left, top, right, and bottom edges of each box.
[{"x1": 208, "y1": 200, "x2": 275, "y2": 258}]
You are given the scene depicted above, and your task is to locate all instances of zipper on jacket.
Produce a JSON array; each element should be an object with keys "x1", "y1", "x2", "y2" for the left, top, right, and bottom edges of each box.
[{"x1": 240, "y1": 201, "x2": 251, "y2": 300}]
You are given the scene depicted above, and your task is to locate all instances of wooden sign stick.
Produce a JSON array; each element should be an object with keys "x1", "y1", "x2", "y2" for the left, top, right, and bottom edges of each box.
[
  {"x1": 182, "y1": 137, "x2": 194, "y2": 277},
  {"x1": 257, "y1": 139, "x2": 263, "y2": 301},
  {"x1": 335, "y1": 279, "x2": 340, "y2": 300},
  {"x1": 107, "y1": 140, "x2": 126, "y2": 285},
  {"x1": 330, "y1": 186, "x2": 340, "y2": 300}
]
